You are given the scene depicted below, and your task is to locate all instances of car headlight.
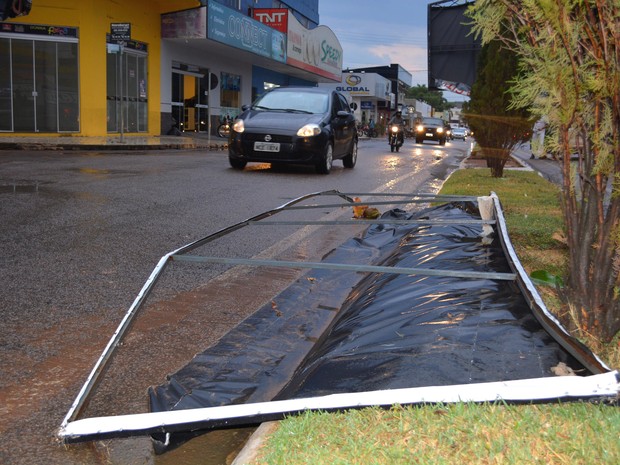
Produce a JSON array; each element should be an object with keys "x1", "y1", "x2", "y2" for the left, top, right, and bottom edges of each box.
[
  {"x1": 232, "y1": 119, "x2": 245, "y2": 133},
  {"x1": 416, "y1": 125, "x2": 424, "y2": 132},
  {"x1": 437, "y1": 127, "x2": 444, "y2": 133},
  {"x1": 297, "y1": 124, "x2": 321, "y2": 137}
]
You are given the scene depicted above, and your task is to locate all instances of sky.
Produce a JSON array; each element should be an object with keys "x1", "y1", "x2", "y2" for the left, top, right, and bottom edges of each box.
[{"x1": 318, "y1": 0, "x2": 468, "y2": 101}]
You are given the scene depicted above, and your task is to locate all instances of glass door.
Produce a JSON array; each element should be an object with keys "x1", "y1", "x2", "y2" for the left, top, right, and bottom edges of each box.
[
  {"x1": 172, "y1": 68, "x2": 208, "y2": 133},
  {"x1": 12, "y1": 39, "x2": 35, "y2": 132},
  {"x1": 106, "y1": 44, "x2": 147, "y2": 133}
]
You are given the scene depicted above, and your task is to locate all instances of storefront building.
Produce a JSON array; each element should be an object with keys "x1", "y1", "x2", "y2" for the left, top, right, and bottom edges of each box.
[
  {"x1": 318, "y1": 72, "x2": 392, "y2": 129},
  {"x1": 345, "y1": 64, "x2": 412, "y2": 115},
  {"x1": 0, "y1": 0, "x2": 342, "y2": 138}
]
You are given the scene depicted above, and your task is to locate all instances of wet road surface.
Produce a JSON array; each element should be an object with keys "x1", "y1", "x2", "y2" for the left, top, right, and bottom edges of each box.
[{"x1": 0, "y1": 138, "x2": 470, "y2": 464}]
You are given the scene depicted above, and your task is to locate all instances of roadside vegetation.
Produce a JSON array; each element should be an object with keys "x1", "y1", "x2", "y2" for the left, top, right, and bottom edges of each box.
[
  {"x1": 467, "y1": 1, "x2": 620, "y2": 344},
  {"x1": 250, "y1": 167, "x2": 619, "y2": 465}
]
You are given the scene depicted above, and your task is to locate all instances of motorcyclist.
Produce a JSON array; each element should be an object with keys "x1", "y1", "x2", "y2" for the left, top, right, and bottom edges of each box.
[{"x1": 388, "y1": 110, "x2": 405, "y2": 144}]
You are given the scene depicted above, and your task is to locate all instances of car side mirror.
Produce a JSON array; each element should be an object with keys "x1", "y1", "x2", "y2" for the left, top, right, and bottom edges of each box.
[
  {"x1": 337, "y1": 110, "x2": 350, "y2": 118},
  {"x1": 241, "y1": 104, "x2": 249, "y2": 111}
]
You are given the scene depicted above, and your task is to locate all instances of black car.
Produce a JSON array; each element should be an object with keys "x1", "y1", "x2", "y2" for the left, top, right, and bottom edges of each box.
[
  {"x1": 228, "y1": 87, "x2": 358, "y2": 174},
  {"x1": 415, "y1": 117, "x2": 447, "y2": 145}
]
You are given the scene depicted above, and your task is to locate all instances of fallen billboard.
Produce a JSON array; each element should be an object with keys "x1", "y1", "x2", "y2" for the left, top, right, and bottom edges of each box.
[{"x1": 59, "y1": 192, "x2": 618, "y2": 447}]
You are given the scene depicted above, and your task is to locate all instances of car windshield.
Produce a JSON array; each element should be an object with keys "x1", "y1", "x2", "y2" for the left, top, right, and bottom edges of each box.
[
  {"x1": 422, "y1": 118, "x2": 443, "y2": 125},
  {"x1": 253, "y1": 90, "x2": 329, "y2": 114}
]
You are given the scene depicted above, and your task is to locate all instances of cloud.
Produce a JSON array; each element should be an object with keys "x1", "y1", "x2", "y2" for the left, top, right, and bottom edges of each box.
[
  {"x1": 341, "y1": 43, "x2": 428, "y2": 86},
  {"x1": 368, "y1": 44, "x2": 428, "y2": 84}
]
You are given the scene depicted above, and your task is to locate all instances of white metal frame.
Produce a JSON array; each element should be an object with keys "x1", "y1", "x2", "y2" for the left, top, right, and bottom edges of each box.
[{"x1": 58, "y1": 191, "x2": 618, "y2": 443}]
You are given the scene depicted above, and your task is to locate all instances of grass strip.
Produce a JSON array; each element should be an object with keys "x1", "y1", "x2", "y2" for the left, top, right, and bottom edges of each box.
[{"x1": 255, "y1": 403, "x2": 620, "y2": 465}]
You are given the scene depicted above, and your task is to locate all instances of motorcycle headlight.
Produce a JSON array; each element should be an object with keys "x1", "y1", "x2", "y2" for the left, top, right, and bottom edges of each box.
[
  {"x1": 391, "y1": 125, "x2": 400, "y2": 133},
  {"x1": 437, "y1": 127, "x2": 444, "y2": 134},
  {"x1": 416, "y1": 125, "x2": 424, "y2": 132},
  {"x1": 297, "y1": 124, "x2": 321, "y2": 137},
  {"x1": 232, "y1": 119, "x2": 245, "y2": 133}
]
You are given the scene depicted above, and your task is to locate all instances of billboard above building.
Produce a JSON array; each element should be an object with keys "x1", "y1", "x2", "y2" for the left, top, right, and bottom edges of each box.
[{"x1": 428, "y1": 0, "x2": 480, "y2": 96}]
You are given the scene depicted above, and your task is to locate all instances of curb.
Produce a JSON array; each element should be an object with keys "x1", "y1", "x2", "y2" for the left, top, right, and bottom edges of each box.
[
  {"x1": 0, "y1": 142, "x2": 228, "y2": 151},
  {"x1": 231, "y1": 421, "x2": 279, "y2": 465}
]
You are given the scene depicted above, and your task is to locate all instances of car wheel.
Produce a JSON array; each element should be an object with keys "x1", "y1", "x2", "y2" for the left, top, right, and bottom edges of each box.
[
  {"x1": 316, "y1": 142, "x2": 333, "y2": 174},
  {"x1": 416, "y1": 138, "x2": 422, "y2": 144},
  {"x1": 343, "y1": 139, "x2": 357, "y2": 168},
  {"x1": 440, "y1": 138, "x2": 446, "y2": 146},
  {"x1": 229, "y1": 157, "x2": 247, "y2": 170}
]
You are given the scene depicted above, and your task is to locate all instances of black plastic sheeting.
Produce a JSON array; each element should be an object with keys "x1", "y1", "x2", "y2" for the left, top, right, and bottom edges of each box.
[{"x1": 148, "y1": 201, "x2": 588, "y2": 450}]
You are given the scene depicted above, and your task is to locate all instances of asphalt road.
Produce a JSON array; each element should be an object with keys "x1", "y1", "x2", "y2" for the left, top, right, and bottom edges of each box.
[{"x1": 0, "y1": 137, "x2": 471, "y2": 464}]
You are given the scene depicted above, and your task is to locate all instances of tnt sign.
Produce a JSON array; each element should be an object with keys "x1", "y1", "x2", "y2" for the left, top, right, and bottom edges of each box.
[{"x1": 253, "y1": 8, "x2": 288, "y2": 34}]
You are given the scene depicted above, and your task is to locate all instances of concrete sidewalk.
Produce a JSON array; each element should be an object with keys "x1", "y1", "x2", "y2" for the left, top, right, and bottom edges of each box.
[
  {"x1": 510, "y1": 143, "x2": 563, "y2": 185},
  {"x1": 0, "y1": 133, "x2": 229, "y2": 151}
]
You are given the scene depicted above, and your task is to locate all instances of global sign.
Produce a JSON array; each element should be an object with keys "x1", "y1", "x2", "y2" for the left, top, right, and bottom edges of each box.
[
  {"x1": 337, "y1": 74, "x2": 369, "y2": 95},
  {"x1": 345, "y1": 75, "x2": 361, "y2": 86}
]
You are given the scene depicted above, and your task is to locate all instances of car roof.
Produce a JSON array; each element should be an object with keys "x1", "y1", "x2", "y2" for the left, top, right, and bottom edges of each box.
[{"x1": 266, "y1": 86, "x2": 332, "y2": 94}]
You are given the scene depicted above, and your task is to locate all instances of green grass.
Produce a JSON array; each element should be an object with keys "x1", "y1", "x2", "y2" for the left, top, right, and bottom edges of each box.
[
  {"x1": 440, "y1": 169, "x2": 567, "y2": 277},
  {"x1": 255, "y1": 403, "x2": 620, "y2": 464},
  {"x1": 250, "y1": 167, "x2": 619, "y2": 465}
]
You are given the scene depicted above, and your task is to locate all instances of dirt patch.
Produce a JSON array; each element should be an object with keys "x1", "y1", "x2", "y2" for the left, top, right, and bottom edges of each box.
[{"x1": 463, "y1": 155, "x2": 523, "y2": 168}]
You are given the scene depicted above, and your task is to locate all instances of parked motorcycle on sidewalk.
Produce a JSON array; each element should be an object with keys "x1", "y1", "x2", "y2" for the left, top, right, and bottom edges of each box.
[
  {"x1": 389, "y1": 124, "x2": 404, "y2": 152},
  {"x1": 217, "y1": 115, "x2": 233, "y2": 138}
]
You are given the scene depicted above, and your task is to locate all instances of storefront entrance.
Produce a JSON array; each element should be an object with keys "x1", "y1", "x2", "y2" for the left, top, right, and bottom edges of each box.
[
  {"x1": 0, "y1": 26, "x2": 79, "y2": 133},
  {"x1": 106, "y1": 41, "x2": 148, "y2": 133},
  {"x1": 171, "y1": 67, "x2": 209, "y2": 133}
]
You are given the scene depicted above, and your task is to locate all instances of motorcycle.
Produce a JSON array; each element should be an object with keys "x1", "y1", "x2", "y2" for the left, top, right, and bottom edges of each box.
[
  {"x1": 389, "y1": 124, "x2": 404, "y2": 152},
  {"x1": 217, "y1": 115, "x2": 233, "y2": 138}
]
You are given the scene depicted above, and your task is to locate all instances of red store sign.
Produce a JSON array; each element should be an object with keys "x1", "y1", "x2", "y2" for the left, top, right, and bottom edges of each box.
[{"x1": 252, "y1": 8, "x2": 288, "y2": 34}]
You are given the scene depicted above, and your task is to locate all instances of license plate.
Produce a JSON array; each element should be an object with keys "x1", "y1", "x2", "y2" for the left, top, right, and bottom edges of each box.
[
  {"x1": 425, "y1": 133, "x2": 433, "y2": 137},
  {"x1": 254, "y1": 141, "x2": 280, "y2": 152}
]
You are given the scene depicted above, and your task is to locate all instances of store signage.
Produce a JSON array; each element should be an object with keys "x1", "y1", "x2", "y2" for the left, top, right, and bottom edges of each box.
[
  {"x1": 286, "y1": 13, "x2": 342, "y2": 81},
  {"x1": 0, "y1": 21, "x2": 78, "y2": 38},
  {"x1": 336, "y1": 74, "x2": 370, "y2": 95},
  {"x1": 162, "y1": 7, "x2": 207, "y2": 39},
  {"x1": 110, "y1": 22, "x2": 131, "y2": 43},
  {"x1": 253, "y1": 8, "x2": 288, "y2": 34},
  {"x1": 207, "y1": 0, "x2": 286, "y2": 63}
]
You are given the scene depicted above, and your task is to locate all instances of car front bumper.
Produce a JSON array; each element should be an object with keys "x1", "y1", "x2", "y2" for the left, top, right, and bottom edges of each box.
[{"x1": 229, "y1": 131, "x2": 329, "y2": 164}]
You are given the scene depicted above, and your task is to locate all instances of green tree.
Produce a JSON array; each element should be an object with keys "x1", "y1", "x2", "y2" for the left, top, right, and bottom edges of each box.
[
  {"x1": 406, "y1": 85, "x2": 451, "y2": 113},
  {"x1": 467, "y1": 0, "x2": 620, "y2": 342},
  {"x1": 463, "y1": 39, "x2": 533, "y2": 177}
]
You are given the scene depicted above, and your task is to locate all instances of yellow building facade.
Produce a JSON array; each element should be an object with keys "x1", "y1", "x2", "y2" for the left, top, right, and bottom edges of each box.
[
  {"x1": 0, "y1": 0, "x2": 343, "y2": 139},
  {"x1": 0, "y1": 0, "x2": 200, "y2": 137}
]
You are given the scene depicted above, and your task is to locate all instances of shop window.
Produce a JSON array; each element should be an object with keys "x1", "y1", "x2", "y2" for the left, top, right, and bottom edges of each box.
[
  {"x1": 220, "y1": 71, "x2": 240, "y2": 119},
  {"x1": 0, "y1": 39, "x2": 10, "y2": 130},
  {"x1": 57, "y1": 43, "x2": 79, "y2": 132},
  {"x1": 0, "y1": 36, "x2": 79, "y2": 133}
]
